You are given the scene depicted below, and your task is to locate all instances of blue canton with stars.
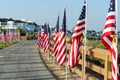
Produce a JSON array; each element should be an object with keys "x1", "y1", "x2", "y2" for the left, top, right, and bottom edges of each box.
[
  {"x1": 56, "y1": 16, "x2": 59, "y2": 32},
  {"x1": 108, "y1": 0, "x2": 115, "y2": 12},
  {"x1": 62, "y1": 8, "x2": 66, "y2": 32},
  {"x1": 47, "y1": 23, "x2": 50, "y2": 34},
  {"x1": 44, "y1": 23, "x2": 47, "y2": 33},
  {"x1": 78, "y1": 4, "x2": 86, "y2": 20}
]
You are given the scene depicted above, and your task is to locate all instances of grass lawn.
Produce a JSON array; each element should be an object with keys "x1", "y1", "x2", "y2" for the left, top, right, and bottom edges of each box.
[
  {"x1": 0, "y1": 40, "x2": 19, "y2": 49},
  {"x1": 66, "y1": 36, "x2": 120, "y2": 67},
  {"x1": 66, "y1": 36, "x2": 120, "y2": 52},
  {"x1": 86, "y1": 39, "x2": 120, "y2": 53}
]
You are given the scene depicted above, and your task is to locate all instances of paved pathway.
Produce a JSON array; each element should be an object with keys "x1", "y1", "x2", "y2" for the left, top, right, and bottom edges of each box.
[{"x1": 0, "y1": 40, "x2": 56, "y2": 80}]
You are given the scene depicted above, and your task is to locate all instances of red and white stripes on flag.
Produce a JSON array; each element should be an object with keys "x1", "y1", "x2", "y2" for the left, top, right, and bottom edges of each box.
[
  {"x1": 43, "y1": 32, "x2": 48, "y2": 52},
  {"x1": 9, "y1": 32, "x2": 14, "y2": 41},
  {"x1": 14, "y1": 31, "x2": 20, "y2": 41},
  {"x1": 37, "y1": 31, "x2": 41, "y2": 48},
  {"x1": 37, "y1": 24, "x2": 50, "y2": 53},
  {"x1": 42, "y1": 23, "x2": 50, "y2": 53},
  {"x1": 0, "y1": 33, "x2": 2, "y2": 38},
  {"x1": 101, "y1": 0, "x2": 119, "y2": 80},
  {"x1": 44, "y1": 24, "x2": 50, "y2": 53},
  {"x1": 40, "y1": 28, "x2": 45, "y2": 48},
  {"x1": 1, "y1": 31, "x2": 8, "y2": 43},
  {"x1": 57, "y1": 29, "x2": 66, "y2": 65},
  {"x1": 68, "y1": 2, "x2": 86, "y2": 68},
  {"x1": 17, "y1": 31, "x2": 20, "y2": 40},
  {"x1": 53, "y1": 15, "x2": 59, "y2": 58},
  {"x1": 53, "y1": 29, "x2": 59, "y2": 58},
  {"x1": 6, "y1": 32, "x2": 9, "y2": 42},
  {"x1": 57, "y1": 9, "x2": 67, "y2": 65}
]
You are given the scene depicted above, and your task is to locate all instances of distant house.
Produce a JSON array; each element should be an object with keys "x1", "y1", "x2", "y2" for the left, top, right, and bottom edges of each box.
[
  {"x1": 14, "y1": 20, "x2": 26, "y2": 29},
  {"x1": 0, "y1": 18, "x2": 39, "y2": 33},
  {"x1": 25, "y1": 22, "x2": 35, "y2": 32},
  {"x1": 0, "y1": 18, "x2": 8, "y2": 28},
  {"x1": 34, "y1": 25, "x2": 42, "y2": 32},
  {"x1": 0, "y1": 18, "x2": 17, "y2": 30}
]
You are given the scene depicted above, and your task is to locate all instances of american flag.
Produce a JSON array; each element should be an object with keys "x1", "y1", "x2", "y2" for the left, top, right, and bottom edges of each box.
[
  {"x1": 42, "y1": 23, "x2": 50, "y2": 52},
  {"x1": 53, "y1": 15, "x2": 59, "y2": 58},
  {"x1": 6, "y1": 31, "x2": 10, "y2": 42},
  {"x1": 42, "y1": 23, "x2": 47, "y2": 51},
  {"x1": 9, "y1": 32, "x2": 14, "y2": 41},
  {"x1": 101, "y1": 0, "x2": 119, "y2": 80},
  {"x1": 17, "y1": 31, "x2": 20, "y2": 41},
  {"x1": 2, "y1": 31, "x2": 8, "y2": 43},
  {"x1": 14, "y1": 31, "x2": 17, "y2": 40},
  {"x1": 37, "y1": 29, "x2": 41, "y2": 48},
  {"x1": 68, "y1": 2, "x2": 86, "y2": 68},
  {"x1": 40, "y1": 27, "x2": 45, "y2": 48},
  {"x1": 14, "y1": 30, "x2": 20, "y2": 41},
  {"x1": 44, "y1": 23, "x2": 50, "y2": 52},
  {"x1": 0, "y1": 33, "x2": 1, "y2": 39},
  {"x1": 57, "y1": 8, "x2": 67, "y2": 65}
]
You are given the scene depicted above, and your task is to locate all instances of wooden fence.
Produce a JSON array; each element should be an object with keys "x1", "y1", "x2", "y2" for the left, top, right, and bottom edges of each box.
[
  {"x1": 46, "y1": 41, "x2": 112, "y2": 80},
  {"x1": 79, "y1": 47, "x2": 112, "y2": 80}
]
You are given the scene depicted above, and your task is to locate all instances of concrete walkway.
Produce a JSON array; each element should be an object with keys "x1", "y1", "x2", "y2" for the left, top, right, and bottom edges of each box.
[{"x1": 0, "y1": 40, "x2": 56, "y2": 80}]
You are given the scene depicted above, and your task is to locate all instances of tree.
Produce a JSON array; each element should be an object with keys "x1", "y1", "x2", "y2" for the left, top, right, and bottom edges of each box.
[
  {"x1": 17, "y1": 26, "x2": 21, "y2": 32},
  {"x1": 87, "y1": 30, "x2": 92, "y2": 34},
  {"x1": 91, "y1": 30, "x2": 96, "y2": 34},
  {"x1": 17, "y1": 27, "x2": 26, "y2": 36},
  {"x1": 118, "y1": 31, "x2": 120, "y2": 34}
]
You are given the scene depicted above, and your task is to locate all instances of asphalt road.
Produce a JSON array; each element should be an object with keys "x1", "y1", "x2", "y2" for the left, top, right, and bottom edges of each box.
[{"x1": 0, "y1": 40, "x2": 56, "y2": 80}]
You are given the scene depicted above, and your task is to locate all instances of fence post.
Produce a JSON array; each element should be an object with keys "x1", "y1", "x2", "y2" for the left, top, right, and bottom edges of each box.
[{"x1": 104, "y1": 54, "x2": 109, "y2": 80}]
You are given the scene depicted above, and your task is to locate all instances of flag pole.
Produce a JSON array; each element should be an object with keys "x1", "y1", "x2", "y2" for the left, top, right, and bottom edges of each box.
[
  {"x1": 83, "y1": 0, "x2": 87, "y2": 80},
  {"x1": 65, "y1": 6, "x2": 68, "y2": 80},
  {"x1": 115, "y1": 0, "x2": 119, "y2": 79}
]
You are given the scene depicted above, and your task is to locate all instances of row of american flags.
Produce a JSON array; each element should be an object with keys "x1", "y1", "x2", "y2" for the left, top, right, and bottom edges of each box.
[
  {"x1": 36, "y1": 0, "x2": 119, "y2": 80},
  {"x1": 0, "y1": 30, "x2": 20, "y2": 43}
]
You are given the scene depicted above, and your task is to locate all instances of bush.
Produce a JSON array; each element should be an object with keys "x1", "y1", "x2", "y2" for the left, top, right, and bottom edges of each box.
[{"x1": 20, "y1": 29, "x2": 26, "y2": 36}]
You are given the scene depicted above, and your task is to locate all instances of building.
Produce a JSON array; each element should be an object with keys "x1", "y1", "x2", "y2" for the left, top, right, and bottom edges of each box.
[{"x1": 0, "y1": 18, "x2": 40, "y2": 33}]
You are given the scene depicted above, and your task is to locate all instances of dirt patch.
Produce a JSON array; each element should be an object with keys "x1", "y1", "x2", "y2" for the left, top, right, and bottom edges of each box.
[{"x1": 39, "y1": 49, "x2": 81, "y2": 80}]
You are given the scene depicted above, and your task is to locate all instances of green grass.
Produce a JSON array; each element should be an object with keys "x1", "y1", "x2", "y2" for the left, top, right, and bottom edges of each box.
[
  {"x1": 86, "y1": 39, "x2": 105, "y2": 49},
  {"x1": 86, "y1": 39, "x2": 120, "y2": 52},
  {"x1": 51, "y1": 35, "x2": 120, "y2": 53},
  {"x1": 66, "y1": 36, "x2": 120, "y2": 67},
  {"x1": 0, "y1": 40, "x2": 19, "y2": 49}
]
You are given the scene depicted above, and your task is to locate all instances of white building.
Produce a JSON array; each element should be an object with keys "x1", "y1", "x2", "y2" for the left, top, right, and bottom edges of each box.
[{"x1": 0, "y1": 18, "x2": 39, "y2": 33}]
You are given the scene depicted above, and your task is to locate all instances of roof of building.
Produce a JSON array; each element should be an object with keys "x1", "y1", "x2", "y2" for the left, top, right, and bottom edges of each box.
[
  {"x1": 0, "y1": 18, "x2": 39, "y2": 27},
  {"x1": 0, "y1": 18, "x2": 14, "y2": 22},
  {"x1": 14, "y1": 20, "x2": 25, "y2": 23}
]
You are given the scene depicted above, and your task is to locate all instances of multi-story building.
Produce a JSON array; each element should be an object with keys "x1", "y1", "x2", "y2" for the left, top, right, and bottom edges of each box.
[{"x1": 0, "y1": 18, "x2": 39, "y2": 33}]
